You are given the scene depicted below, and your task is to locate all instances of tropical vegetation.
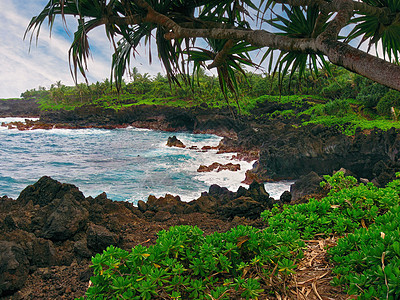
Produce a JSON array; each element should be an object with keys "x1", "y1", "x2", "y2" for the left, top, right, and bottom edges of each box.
[
  {"x1": 26, "y1": 0, "x2": 400, "y2": 98},
  {"x1": 19, "y1": 66, "x2": 400, "y2": 135},
  {"x1": 18, "y1": 2, "x2": 400, "y2": 297},
  {"x1": 76, "y1": 172, "x2": 400, "y2": 299}
]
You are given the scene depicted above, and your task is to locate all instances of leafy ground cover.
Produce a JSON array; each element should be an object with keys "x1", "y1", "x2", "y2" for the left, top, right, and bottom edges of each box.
[
  {"x1": 80, "y1": 225, "x2": 305, "y2": 299},
  {"x1": 25, "y1": 87, "x2": 400, "y2": 136},
  {"x1": 78, "y1": 172, "x2": 400, "y2": 299},
  {"x1": 298, "y1": 98, "x2": 400, "y2": 135}
]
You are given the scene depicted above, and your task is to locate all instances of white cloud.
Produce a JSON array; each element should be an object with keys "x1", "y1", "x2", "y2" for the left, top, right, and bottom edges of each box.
[{"x1": 0, "y1": 0, "x2": 164, "y2": 98}]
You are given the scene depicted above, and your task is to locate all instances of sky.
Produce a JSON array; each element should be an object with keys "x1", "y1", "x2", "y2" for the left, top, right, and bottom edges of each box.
[{"x1": 0, "y1": 0, "x2": 163, "y2": 98}]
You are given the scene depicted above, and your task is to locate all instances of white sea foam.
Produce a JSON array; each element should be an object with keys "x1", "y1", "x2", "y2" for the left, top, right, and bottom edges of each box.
[
  {"x1": 49, "y1": 128, "x2": 112, "y2": 135},
  {"x1": 125, "y1": 126, "x2": 153, "y2": 132},
  {"x1": 264, "y1": 181, "x2": 295, "y2": 199},
  {"x1": 0, "y1": 124, "x2": 292, "y2": 204},
  {"x1": 0, "y1": 117, "x2": 39, "y2": 123}
]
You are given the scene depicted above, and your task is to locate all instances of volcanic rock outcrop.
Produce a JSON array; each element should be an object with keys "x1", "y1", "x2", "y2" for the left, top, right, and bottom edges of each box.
[{"x1": 0, "y1": 176, "x2": 277, "y2": 297}]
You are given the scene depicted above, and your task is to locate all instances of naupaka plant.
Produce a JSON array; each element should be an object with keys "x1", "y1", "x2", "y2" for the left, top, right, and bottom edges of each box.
[{"x1": 79, "y1": 225, "x2": 305, "y2": 299}]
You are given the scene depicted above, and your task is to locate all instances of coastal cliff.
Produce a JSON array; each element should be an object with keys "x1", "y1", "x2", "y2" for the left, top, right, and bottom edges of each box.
[{"x1": 0, "y1": 98, "x2": 40, "y2": 117}]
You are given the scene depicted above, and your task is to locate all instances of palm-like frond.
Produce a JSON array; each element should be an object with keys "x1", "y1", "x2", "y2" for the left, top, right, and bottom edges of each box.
[
  {"x1": 261, "y1": 5, "x2": 331, "y2": 87},
  {"x1": 188, "y1": 39, "x2": 260, "y2": 114},
  {"x1": 347, "y1": 0, "x2": 400, "y2": 63},
  {"x1": 25, "y1": 0, "x2": 263, "y2": 96},
  {"x1": 26, "y1": 0, "x2": 129, "y2": 84},
  {"x1": 26, "y1": 0, "x2": 264, "y2": 94}
]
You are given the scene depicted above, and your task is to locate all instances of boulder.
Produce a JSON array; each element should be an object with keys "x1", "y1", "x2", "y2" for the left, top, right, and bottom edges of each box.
[
  {"x1": 290, "y1": 172, "x2": 323, "y2": 201},
  {"x1": 197, "y1": 162, "x2": 220, "y2": 172},
  {"x1": 218, "y1": 196, "x2": 266, "y2": 220},
  {"x1": 74, "y1": 239, "x2": 92, "y2": 259},
  {"x1": 146, "y1": 194, "x2": 186, "y2": 214},
  {"x1": 137, "y1": 200, "x2": 148, "y2": 212},
  {"x1": 30, "y1": 238, "x2": 58, "y2": 268},
  {"x1": 1, "y1": 228, "x2": 59, "y2": 270},
  {"x1": 153, "y1": 211, "x2": 172, "y2": 222},
  {"x1": 247, "y1": 181, "x2": 272, "y2": 207},
  {"x1": 208, "y1": 184, "x2": 235, "y2": 202},
  {"x1": 280, "y1": 191, "x2": 292, "y2": 204},
  {"x1": 17, "y1": 176, "x2": 85, "y2": 207},
  {"x1": 41, "y1": 193, "x2": 89, "y2": 241},
  {"x1": 197, "y1": 162, "x2": 240, "y2": 173},
  {"x1": 0, "y1": 241, "x2": 29, "y2": 296},
  {"x1": 166, "y1": 136, "x2": 186, "y2": 148},
  {"x1": 86, "y1": 224, "x2": 119, "y2": 252},
  {"x1": 186, "y1": 194, "x2": 216, "y2": 214},
  {"x1": 217, "y1": 163, "x2": 241, "y2": 172}
]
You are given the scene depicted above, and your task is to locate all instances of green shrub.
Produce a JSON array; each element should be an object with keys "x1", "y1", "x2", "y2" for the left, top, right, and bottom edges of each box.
[
  {"x1": 320, "y1": 171, "x2": 358, "y2": 193},
  {"x1": 377, "y1": 90, "x2": 400, "y2": 117},
  {"x1": 77, "y1": 173, "x2": 400, "y2": 299},
  {"x1": 261, "y1": 172, "x2": 400, "y2": 239},
  {"x1": 320, "y1": 78, "x2": 355, "y2": 100},
  {"x1": 329, "y1": 205, "x2": 400, "y2": 299},
  {"x1": 322, "y1": 99, "x2": 351, "y2": 117},
  {"x1": 81, "y1": 225, "x2": 305, "y2": 299},
  {"x1": 356, "y1": 83, "x2": 388, "y2": 108},
  {"x1": 261, "y1": 174, "x2": 400, "y2": 299}
]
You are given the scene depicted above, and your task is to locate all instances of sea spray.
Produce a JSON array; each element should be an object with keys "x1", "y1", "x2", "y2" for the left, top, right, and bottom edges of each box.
[{"x1": 0, "y1": 118, "x2": 293, "y2": 203}]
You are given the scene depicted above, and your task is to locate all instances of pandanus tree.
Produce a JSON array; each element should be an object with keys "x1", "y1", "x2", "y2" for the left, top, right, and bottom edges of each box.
[{"x1": 26, "y1": 0, "x2": 400, "y2": 97}]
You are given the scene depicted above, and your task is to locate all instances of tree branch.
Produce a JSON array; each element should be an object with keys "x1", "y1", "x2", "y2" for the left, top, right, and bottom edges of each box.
[
  {"x1": 207, "y1": 40, "x2": 234, "y2": 69},
  {"x1": 165, "y1": 27, "x2": 317, "y2": 53},
  {"x1": 318, "y1": 39, "x2": 400, "y2": 91},
  {"x1": 353, "y1": 2, "x2": 394, "y2": 24},
  {"x1": 265, "y1": 0, "x2": 396, "y2": 25},
  {"x1": 317, "y1": 0, "x2": 354, "y2": 41},
  {"x1": 268, "y1": 0, "x2": 326, "y2": 7},
  {"x1": 35, "y1": 0, "x2": 400, "y2": 91}
]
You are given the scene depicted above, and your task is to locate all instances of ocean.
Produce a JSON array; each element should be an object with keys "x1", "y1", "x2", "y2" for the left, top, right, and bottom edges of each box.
[{"x1": 0, "y1": 117, "x2": 293, "y2": 204}]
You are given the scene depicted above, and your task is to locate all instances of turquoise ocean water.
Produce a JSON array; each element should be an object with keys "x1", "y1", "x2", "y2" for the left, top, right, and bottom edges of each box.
[{"x1": 0, "y1": 118, "x2": 292, "y2": 204}]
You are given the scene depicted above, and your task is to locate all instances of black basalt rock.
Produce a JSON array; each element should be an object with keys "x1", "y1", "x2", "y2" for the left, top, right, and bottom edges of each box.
[
  {"x1": 17, "y1": 176, "x2": 85, "y2": 207},
  {"x1": 0, "y1": 241, "x2": 29, "y2": 296},
  {"x1": 86, "y1": 223, "x2": 119, "y2": 252},
  {"x1": 290, "y1": 171, "x2": 323, "y2": 201},
  {"x1": 280, "y1": 191, "x2": 292, "y2": 204},
  {"x1": 41, "y1": 193, "x2": 89, "y2": 241}
]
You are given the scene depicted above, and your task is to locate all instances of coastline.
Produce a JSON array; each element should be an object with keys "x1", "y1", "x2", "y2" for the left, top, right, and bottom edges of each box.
[
  {"x1": 2, "y1": 100, "x2": 400, "y2": 298},
  {"x1": 0, "y1": 118, "x2": 262, "y2": 203},
  {"x1": 0, "y1": 176, "x2": 276, "y2": 299},
  {"x1": 3, "y1": 101, "x2": 400, "y2": 186}
]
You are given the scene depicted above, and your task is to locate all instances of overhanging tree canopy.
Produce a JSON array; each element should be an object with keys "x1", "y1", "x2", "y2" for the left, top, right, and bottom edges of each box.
[{"x1": 26, "y1": 0, "x2": 400, "y2": 94}]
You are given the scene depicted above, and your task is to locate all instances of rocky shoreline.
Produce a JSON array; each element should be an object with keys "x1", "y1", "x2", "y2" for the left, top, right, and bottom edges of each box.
[
  {"x1": 0, "y1": 176, "x2": 282, "y2": 299},
  {"x1": 1, "y1": 99, "x2": 400, "y2": 298},
  {"x1": 4, "y1": 100, "x2": 400, "y2": 186}
]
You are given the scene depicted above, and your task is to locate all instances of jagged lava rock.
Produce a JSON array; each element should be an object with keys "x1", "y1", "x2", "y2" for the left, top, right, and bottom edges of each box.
[
  {"x1": 197, "y1": 162, "x2": 241, "y2": 172},
  {"x1": 280, "y1": 191, "x2": 292, "y2": 204},
  {"x1": 41, "y1": 193, "x2": 89, "y2": 241},
  {"x1": 146, "y1": 194, "x2": 187, "y2": 214},
  {"x1": 17, "y1": 176, "x2": 85, "y2": 207},
  {"x1": 0, "y1": 241, "x2": 29, "y2": 296},
  {"x1": 86, "y1": 223, "x2": 119, "y2": 252},
  {"x1": 166, "y1": 136, "x2": 186, "y2": 148},
  {"x1": 250, "y1": 125, "x2": 400, "y2": 183},
  {"x1": 290, "y1": 171, "x2": 323, "y2": 202}
]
